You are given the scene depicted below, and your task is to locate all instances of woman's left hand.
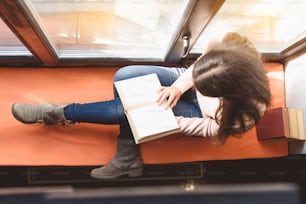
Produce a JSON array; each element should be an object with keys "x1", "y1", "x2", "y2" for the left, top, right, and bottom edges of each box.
[{"x1": 156, "y1": 86, "x2": 182, "y2": 109}]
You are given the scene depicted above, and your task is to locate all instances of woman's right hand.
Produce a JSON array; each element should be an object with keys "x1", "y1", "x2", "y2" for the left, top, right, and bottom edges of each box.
[{"x1": 156, "y1": 86, "x2": 182, "y2": 109}]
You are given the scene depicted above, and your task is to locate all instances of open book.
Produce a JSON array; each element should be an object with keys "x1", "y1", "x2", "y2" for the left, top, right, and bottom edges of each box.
[{"x1": 114, "y1": 73, "x2": 180, "y2": 144}]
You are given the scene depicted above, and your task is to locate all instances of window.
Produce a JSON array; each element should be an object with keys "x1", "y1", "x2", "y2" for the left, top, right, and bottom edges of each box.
[
  {"x1": 0, "y1": 18, "x2": 32, "y2": 56},
  {"x1": 0, "y1": 0, "x2": 304, "y2": 66},
  {"x1": 23, "y1": 0, "x2": 191, "y2": 60},
  {"x1": 191, "y1": 0, "x2": 306, "y2": 54}
]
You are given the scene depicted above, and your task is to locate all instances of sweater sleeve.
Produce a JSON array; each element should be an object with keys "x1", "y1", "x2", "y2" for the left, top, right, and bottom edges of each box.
[
  {"x1": 172, "y1": 65, "x2": 194, "y2": 94},
  {"x1": 176, "y1": 116, "x2": 219, "y2": 137}
]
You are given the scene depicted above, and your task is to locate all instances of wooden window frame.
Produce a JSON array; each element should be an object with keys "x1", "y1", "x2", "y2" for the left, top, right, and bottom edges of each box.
[{"x1": 0, "y1": 0, "x2": 304, "y2": 67}]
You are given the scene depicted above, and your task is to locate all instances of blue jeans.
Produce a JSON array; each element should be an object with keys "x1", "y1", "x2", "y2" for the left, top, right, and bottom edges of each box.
[{"x1": 64, "y1": 65, "x2": 202, "y2": 140}]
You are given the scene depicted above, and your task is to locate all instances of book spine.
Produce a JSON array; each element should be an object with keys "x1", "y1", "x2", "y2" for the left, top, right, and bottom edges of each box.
[
  {"x1": 297, "y1": 110, "x2": 306, "y2": 140},
  {"x1": 283, "y1": 107, "x2": 290, "y2": 138}
]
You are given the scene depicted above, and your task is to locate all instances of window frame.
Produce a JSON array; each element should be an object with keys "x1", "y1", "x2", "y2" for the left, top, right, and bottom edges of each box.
[{"x1": 0, "y1": 0, "x2": 304, "y2": 67}]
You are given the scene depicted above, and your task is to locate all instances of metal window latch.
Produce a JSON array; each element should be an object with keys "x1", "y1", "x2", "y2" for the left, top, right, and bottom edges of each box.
[{"x1": 181, "y1": 35, "x2": 190, "y2": 58}]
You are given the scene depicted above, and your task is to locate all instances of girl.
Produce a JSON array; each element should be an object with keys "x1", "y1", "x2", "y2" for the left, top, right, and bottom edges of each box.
[{"x1": 11, "y1": 32, "x2": 271, "y2": 179}]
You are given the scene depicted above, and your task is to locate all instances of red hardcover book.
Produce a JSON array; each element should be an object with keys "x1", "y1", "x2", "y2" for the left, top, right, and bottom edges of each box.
[
  {"x1": 256, "y1": 107, "x2": 306, "y2": 141},
  {"x1": 256, "y1": 107, "x2": 290, "y2": 141}
]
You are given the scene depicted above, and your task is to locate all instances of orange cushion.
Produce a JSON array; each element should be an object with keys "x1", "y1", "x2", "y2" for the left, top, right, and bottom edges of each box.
[{"x1": 0, "y1": 63, "x2": 287, "y2": 165}]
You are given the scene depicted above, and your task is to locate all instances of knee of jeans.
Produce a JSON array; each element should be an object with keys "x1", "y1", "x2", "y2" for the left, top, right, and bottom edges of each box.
[
  {"x1": 114, "y1": 65, "x2": 140, "y2": 82},
  {"x1": 115, "y1": 99, "x2": 127, "y2": 122}
]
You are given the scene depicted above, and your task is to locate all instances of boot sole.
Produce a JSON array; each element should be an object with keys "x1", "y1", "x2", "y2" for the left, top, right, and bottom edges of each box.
[{"x1": 90, "y1": 168, "x2": 143, "y2": 180}]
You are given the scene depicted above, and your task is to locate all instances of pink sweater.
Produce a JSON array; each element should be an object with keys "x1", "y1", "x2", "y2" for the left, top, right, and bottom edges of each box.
[{"x1": 172, "y1": 66, "x2": 266, "y2": 137}]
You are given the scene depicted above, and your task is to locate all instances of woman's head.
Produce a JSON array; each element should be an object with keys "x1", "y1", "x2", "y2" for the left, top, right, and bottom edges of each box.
[{"x1": 192, "y1": 32, "x2": 271, "y2": 142}]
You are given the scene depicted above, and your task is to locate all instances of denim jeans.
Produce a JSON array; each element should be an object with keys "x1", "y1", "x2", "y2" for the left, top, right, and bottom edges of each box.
[{"x1": 64, "y1": 65, "x2": 202, "y2": 140}]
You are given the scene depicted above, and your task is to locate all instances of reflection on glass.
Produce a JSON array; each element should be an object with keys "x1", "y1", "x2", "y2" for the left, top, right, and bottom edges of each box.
[
  {"x1": 23, "y1": 0, "x2": 190, "y2": 60},
  {"x1": 0, "y1": 18, "x2": 32, "y2": 56},
  {"x1": 191, "y1": 0, "x2": 306, "y2": 53}
]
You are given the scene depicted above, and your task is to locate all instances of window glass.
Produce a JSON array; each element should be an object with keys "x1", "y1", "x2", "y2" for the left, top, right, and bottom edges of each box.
[
  {"x1": 191, "y1": 0, "x2": 306, "y2": 54},
  {"x1": 0, "y1": 18, "x2": 32, "y2": 56},
  {"x1": 23, "y1": 0, "x2": 190, "y2": 60}
]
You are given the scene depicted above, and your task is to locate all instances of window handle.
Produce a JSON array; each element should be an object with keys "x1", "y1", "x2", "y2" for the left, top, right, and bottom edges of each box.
[{"x1": 181, "y1": 35, "x2": 190, "y2": 58}]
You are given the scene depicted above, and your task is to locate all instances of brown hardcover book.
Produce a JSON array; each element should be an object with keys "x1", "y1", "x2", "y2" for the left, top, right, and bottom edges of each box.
[{"x1": 256, "y1": 107, "x2": 306, "y2": 141}]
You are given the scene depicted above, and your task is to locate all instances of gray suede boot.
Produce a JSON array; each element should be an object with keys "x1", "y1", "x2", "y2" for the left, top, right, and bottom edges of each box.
[
  {"x1": 90, "y1": 137, "x2": 143, "y2": 179},
  {"x1": 11, "y1": 102, "x2": 72, "y2": 125}
]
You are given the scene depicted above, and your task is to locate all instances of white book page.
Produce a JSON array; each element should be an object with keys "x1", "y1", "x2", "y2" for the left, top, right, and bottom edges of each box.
[
  {"x1": 127, "y1": 103, "x2": 179, "y2": 142},
  {"x1": 114, "y1": 74, "x2": 161, "y2": 110}
]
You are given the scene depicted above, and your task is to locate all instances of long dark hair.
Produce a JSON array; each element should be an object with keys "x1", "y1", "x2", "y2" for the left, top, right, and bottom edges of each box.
[{"x1": 192, "y1": 32, "x2": 271, "y2": 142}]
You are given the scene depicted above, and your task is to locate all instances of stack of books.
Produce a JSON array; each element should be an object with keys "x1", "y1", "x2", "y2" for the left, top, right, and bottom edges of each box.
[{"x1": 256, "y1": 107, "x2": 306, "y2": 141}]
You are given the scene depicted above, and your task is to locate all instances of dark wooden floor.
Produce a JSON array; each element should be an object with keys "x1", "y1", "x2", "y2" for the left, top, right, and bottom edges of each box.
[{"x1": 0, "y1": 155, "x2": 306, "y2": 203}]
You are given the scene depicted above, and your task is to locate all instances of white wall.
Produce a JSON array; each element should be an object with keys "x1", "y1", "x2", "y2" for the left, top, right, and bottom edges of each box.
[{"x1": 285, "y1": 54, "x2": 306, "y2": 154}]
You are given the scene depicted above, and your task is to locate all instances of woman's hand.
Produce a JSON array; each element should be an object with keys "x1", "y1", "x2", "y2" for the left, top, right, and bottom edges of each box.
[{"x1": 156, "y1": 86, "x2": 182, "y2": 109}]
